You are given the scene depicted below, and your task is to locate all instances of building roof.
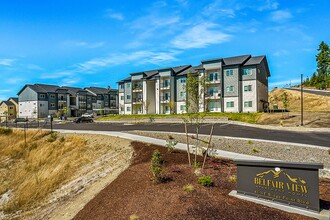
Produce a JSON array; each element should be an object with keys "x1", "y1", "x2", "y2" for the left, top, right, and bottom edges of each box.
[
  {"x1": 8, "y1": 97, "x2": 18, "y2": 104},
  {"x1": 116, "y1": 77, "x2": 131, "y2": 84},
  {"x1": 244, "y1": 56, "x2": 265, "y2": 66},
  {"x1": 0, "y1": 101, "x2": 14, "y2": 106},
  {"x1": 177, "y1": 65, "x2": 202, "y2": 76},
  {"x1": 61, "y1": 86, "x2": 93, "y2": 96},
  {"x1": 85, "y1": 87, "x2": 109, "y2": 95},
  {"x1": 17, "y1": 83, "x2": 60, "y2": 95},
  {"x1": 222, "y1": 55, "x2": 251, "y2": 66}
]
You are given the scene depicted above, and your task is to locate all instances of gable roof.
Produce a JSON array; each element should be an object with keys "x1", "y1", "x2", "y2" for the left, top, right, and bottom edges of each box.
[
  {"x1": 244, "y1": 56, "x2": 265, "y2": 66},
  {"x1": 222, "y1": 55, "x2": 251, "y2": 66},
  {"x1": 177, "y1": 65, "x2": 203, "y2": 76},
  {"x1": 85, "y1": 87, "x2": 111, "y2": 95},
  {"x1": 17, "y1": 83, "x2": 60, "y2": 95},
  {"x1": 0, "y1": 101, "x2": 14, "y2": 106},
  {"x1": 8, "y1": 97, "x2": 18, "y2": 104}
]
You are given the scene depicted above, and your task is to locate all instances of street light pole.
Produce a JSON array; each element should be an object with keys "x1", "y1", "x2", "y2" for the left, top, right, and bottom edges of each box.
[{"x1": 301, "y1": 74, "x2": 304, "y2": 126}]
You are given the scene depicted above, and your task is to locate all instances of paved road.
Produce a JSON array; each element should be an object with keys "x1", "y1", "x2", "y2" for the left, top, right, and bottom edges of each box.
[
  {"x1": 287, "y1": 87, "x2": 330, "y2": 96},
  {"x1": 6, "y1": 121, "x2": 328, "y2": 147}
]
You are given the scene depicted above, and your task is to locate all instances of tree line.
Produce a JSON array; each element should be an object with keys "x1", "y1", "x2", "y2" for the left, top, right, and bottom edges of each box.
[{"x1": 303, "y1": 41, "x2": 330, "y2": 89}]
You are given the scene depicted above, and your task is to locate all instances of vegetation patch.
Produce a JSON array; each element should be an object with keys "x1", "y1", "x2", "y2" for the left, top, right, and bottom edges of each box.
[
  {"x1": 197, "y1": 176, "x2": 213, "y2": 187},
  {"x1": 0, "y1": 127, "x2": 13, "y2": 135},
  {"x1": 182, "y1": 184, "x2": 195, "y2": 193}
]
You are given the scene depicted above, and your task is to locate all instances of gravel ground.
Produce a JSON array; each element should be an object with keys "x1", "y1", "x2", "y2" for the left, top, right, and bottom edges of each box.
[{"x1": 128, "y1": 130, "x2": 330, "y2": 177}]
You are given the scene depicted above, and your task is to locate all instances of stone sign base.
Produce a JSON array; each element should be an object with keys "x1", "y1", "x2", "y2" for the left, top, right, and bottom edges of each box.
[{"x1": 229, "y1": 190, "x2": 330, "y2": 220}]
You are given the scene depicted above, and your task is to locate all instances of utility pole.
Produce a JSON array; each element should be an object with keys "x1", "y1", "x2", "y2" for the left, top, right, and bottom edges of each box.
[{"x1": 301, "y1": 74, "x2": 304, "y2": 126}]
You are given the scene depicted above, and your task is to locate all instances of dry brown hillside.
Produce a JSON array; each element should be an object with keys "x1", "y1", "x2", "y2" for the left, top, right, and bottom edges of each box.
[{"x1": 269, "y1": 88, "x2": 330, "y2": 112}]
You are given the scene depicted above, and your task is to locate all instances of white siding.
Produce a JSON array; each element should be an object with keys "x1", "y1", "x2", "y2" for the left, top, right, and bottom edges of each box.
[
  {"x1": 124, "y1": 103, "x2": 132, "y2": 115},
  {"x1": 223, "y1": 97, "x2": 239, "y2": 112},
  {"x1": 19, "y1": 101, "x2": 38, "y2": 118},
  {"x1": 176, "y1": 101, "x2": 186, "y2": 114},
  {"x1": 119, "y1": 92, "x2": 125, "y2": 114},
  {"x1": 242, "y1": 80, "x2": 257, "y2": 112},
  {"x1": 155, "y1": 79, "x2": 160, "y2": 114}
]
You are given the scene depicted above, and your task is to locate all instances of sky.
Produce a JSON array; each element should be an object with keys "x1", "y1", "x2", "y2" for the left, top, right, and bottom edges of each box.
[{"x1": 0, "y1": 0, "x2": 330, "y2": 101}]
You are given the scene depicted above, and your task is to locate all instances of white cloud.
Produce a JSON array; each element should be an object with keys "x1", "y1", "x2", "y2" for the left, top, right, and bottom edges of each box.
[
  {"x1": 76, "y1": 50, "x2": 180, "y2": 73},
  {"x1": 61, "y1": 40, "x2": 104, "y2": 49},
  {"x1": 0, "y1": 59, "x2": 15, "y2": 66},
  {"x1": 107, "y1": 13, "x2": 124, "y2": 21},
  {"x1": 171, "y1": 23, "x2": 231, "y2": 49},
  {"x1": 270, "y1": 10, "x2": 292, "y2": 22}
]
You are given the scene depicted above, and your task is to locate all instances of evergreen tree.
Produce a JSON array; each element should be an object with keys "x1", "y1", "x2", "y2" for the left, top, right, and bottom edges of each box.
[{"x1": 316, "y1": 41, "x2": 330, "y2": 89}]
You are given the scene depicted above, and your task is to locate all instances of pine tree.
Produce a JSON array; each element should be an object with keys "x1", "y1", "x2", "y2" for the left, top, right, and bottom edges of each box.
[{"x1": 316, "y1": 41, "x2": 330, "y2": 89}]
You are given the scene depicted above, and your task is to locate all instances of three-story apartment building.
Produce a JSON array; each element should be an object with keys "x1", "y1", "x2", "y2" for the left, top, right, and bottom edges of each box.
[
  {"x1": 17, "y1": 84, "x2": 119, "y2": 118},
  {"x1": 117, "y1": 54, "x2": 270, "y2": 114}
]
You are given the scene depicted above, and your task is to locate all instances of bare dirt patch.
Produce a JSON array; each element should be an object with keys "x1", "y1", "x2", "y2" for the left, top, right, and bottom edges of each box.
[
  {"x1": 0, "y1": 131, "x2": 133, "y2": 220},
  {"x1": 74, "y1": 141, "x2": 330, "y2": 220}
]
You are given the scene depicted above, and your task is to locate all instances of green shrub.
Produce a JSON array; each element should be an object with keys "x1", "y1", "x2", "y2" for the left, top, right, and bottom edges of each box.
[
  {"x1": 47, "y1": 132, "x2": 58, "y2": 142},
  {"x1": 247, "y1": 140, "x2": 253, "y2": 144},
  {"x1": 150, "y1": 150, "x2": 163, "y2": 183},
  {"x1": 0, "y1": 127, "x2": 13, "y2": 135},
  {"x1": 252, "y1": 147, "x2": 260, "y2": 153},
  {"x1": 198, "y1": 176, "x2": 213, "y2": 187},
  {"x1": 183, "y1": 184, "x2": 195, "y2": 192},
  {"x1": 228, "y1": 175, "x2": 237, "y2": 183},
  {"x1": 59, "y1": 136, "x2": 65, "y2": 142}
]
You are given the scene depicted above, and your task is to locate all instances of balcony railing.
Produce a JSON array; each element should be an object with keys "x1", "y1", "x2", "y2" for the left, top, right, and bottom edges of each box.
[
  {"x1": 132, "y1": 86, "x2": 143, "y2": 92},
  {"x1": 160, "y1": 83, "x2": 170, "y2": 90},
  {"x1": 160, "y1": 96, "x2": 170, "y2": 102},
  {"x1": 205, "y1": 93, "x2": 221, "y2": 99},
  {"x1": 132, "y1": 98, "x2": 143, "y2": 104}
]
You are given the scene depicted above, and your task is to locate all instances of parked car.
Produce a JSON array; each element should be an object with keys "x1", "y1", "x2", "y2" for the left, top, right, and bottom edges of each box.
[
  {"x1": 14, "y1": 118, "x2": 28, "y2": 123},
  {"x1": 82, "y1": 113, "x2": 94, "y2": 118},
  {"x1": 73, "y1": 116, "x2": 94, "y2": 123}
]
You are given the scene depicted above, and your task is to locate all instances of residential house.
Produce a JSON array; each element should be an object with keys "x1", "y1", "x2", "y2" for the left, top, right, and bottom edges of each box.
[
  {"x1": 0, "y1": 98, "x2": 18, "y2": 121},
  {"x1": 117, "y1": 54, "x2": 270, "y2": 114}
]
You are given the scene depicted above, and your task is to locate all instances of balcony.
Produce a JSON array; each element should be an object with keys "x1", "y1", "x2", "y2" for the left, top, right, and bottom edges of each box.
[
  {"x1": 206, "y1": 79, "x2": 221, "y2": 84},
  {"x1": 160, "y1": 83, "x2": 170, "y2": 90},
  {"x1": 205, "y1": 93, "x2": 221, "y2": 99},
  {"x1": 132, "y1": 86, "x2": 143, "y2": 93},
  {"x1": 160, "y1": 96, "x2": 170, "y2": 103},
  {"x1": 132, "y1": 98, "x2": 143, "y2": 104}
]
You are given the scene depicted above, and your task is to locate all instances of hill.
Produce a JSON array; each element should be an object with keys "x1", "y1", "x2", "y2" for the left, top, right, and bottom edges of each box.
[{"x1": 268, "y1": 88, "x2": 329, "y2": 112}]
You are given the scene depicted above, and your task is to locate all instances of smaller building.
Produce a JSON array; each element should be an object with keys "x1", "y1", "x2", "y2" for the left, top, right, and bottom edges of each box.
[
  {"x1": 85, "y1": 86, "x2": 119, "y2": 115},
  {"x1": 0, "y1": 98, "x2": 19, "y2": 121}
]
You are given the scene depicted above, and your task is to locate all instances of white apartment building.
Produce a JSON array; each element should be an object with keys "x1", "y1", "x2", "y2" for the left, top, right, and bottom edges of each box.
[{"x1": 117, "y1": 55, "x2": 270, "y2": 115}]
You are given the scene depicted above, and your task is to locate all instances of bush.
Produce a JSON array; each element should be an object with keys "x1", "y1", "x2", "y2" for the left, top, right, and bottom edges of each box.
[
  {"x1": 0, "y1": 127, "x2": 13, "y2": 135},
  {"x1": 47, "y1": 132, "x2": 58, "y2": 142},
  {"x1": 59, "y1": 136, "x2": 65, "y2": 142},
  {"x1": 252, "y1": 147, "x2": 260, "y2": 153},
  {"x1": 228, "y1": 175, "x2": 237, "y2": 183},
  {"x1": 198, "y1": 176, "x2": 213, "y2": 187},
  {"x1": 247, "y1": 140, "x2": 253, "y2": 144},
  {"x1": 150, "y1": 150, "x2": 163, "y2": 183},
  {"x1": 183, "y1": 184, "x2": 195, "y2": 192}
]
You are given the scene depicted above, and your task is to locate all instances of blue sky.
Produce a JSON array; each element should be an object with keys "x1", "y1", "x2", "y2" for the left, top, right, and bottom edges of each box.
[{"x1": 1, "y1": 0, "x2": 330, "y2": 100}]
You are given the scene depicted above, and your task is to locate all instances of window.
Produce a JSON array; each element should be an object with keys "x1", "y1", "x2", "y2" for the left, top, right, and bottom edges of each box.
[
  {"x1": 164, "y1": 79, "x2": 169, "y2": 87},
  {"x1": 226, "y1": 69, "x2": 233, "y2": 76},
  {"x1": 40, "y1": 94, "x2": 45, "y2": 98},
  {"x1": 180, "y1": 91, "x2": 186, "y2": 97},
  {"x1": 92, "y1": 97, "x2": 96, "y2": 101},
  {"x1": 127, "y1": 107, "x2": 131, "y2": 111},
  {"x1": 127, "y1": 95, "x2": 131, "y2": 99},
  {"x1": 243, "y1": 68, "x2": 253, "y2": 75},
  {"x1": 214, "y1": 72, "x2": 218, "y2": 81},
  {"x1": 87, "y1": 104, "x2": 91, "y2": 108},
  {"x1": 40, "y1": 104, "x2": 43, "y2": 107},
  {"x1": 50, "y1": 103, "x2": 55, "y2": 107},
  {"x1": 121, "y1": 106, "x2": 124, "y2": 111},
  {"x1": 121, "y1": 96, "x2": 124, "y2": 100},
  {"x1": 9, "y1": 107, "x2": 13, "y2": 110},
  {"x1": 50, "y1": 94, "x2": 55, "y2": 99},
  {"x1": 209, "y1": 87, "x2": 214, "y2": 96},
  {"x1": 209, "y1": 73, "x2": 213, "y2": 81},
  {"x1": 226, "y1": 86, "x2": 234, "y2": 92},
  {"x1": 127, "y1": 83, "x2": 131, "y2": 88},
  {"x1": 87, "y1": 96, "x2": 91, "y2": 101},
  {"x1": 97, "y1": 95, "x2": 102, "y2": 99},
  {"x1": 226, "y1": 101, "x2": 234, "y2": 108},
  {"x1": 180, "y1": 78, "x2": 186, "y2": 83},
  {"x1": 105, "y1": 102, "x2": 108, "y2": 106},
  {"x1": 244, "y1": 101, "x2": 253, "y2": 107},
  {"x1": 180, "y1": 105, "x2": 186, "y2": 111},
  {"x1": 244, "y1": 85, "x2": 252, "y2": 91},
  {"x1": 105, "y1": 96, "x2": 108, "y2": 99},
  {"x1": 120, "y1": 84, "x2": 124, "y2": 89}
]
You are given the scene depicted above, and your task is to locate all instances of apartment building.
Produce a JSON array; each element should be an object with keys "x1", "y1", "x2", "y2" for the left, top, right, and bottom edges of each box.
[
  {"x1": 17, "y1": 84, "x2": 119, "y2": 118},
  {"x1": 85, "y1": 87, "x2": 119, "y2": 114},
  {"x1": 117, "y1": 54, "x2": 270, "y2": 114}
]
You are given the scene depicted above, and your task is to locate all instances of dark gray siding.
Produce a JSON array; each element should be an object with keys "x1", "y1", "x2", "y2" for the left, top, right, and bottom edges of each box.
[
  {"x1": 48, "y1": 92, "x2": 58, "y2": 110},
  {"x1": 257, "y1": 60, "x2": 268, "y2": 86},
  {"x1": 18, "y1": 87, "x2": 38, "y2": 101}
]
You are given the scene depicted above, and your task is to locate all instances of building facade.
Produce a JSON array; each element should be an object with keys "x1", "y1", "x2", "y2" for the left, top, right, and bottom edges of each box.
[
  {"x1": 17, "y1": 84, "x2": 119, "y2": 118},
  {"x1": 117, "y1": 55, "x2": 270, "y2": 114},
  {"x1": 0, "y1": 98, "x2": 18, "y2": 121}
]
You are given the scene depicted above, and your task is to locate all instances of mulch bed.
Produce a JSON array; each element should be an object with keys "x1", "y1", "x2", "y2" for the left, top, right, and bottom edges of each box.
[{"x1": 74, "y1": 141, "x2": 330, "y2": 220}]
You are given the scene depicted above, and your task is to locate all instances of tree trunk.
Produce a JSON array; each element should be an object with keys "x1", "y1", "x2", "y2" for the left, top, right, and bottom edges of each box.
[
  {"x1": 184, "y1": 122, "x2": 191, "y2": 166},
  {"x1": 202, "y1": 124, "x2": 215, "y2": 170}
]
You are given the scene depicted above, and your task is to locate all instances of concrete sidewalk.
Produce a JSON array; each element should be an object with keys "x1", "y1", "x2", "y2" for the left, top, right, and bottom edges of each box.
[{"x1": 56, "y1": 129, "x2": 276, "y2": 161}]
